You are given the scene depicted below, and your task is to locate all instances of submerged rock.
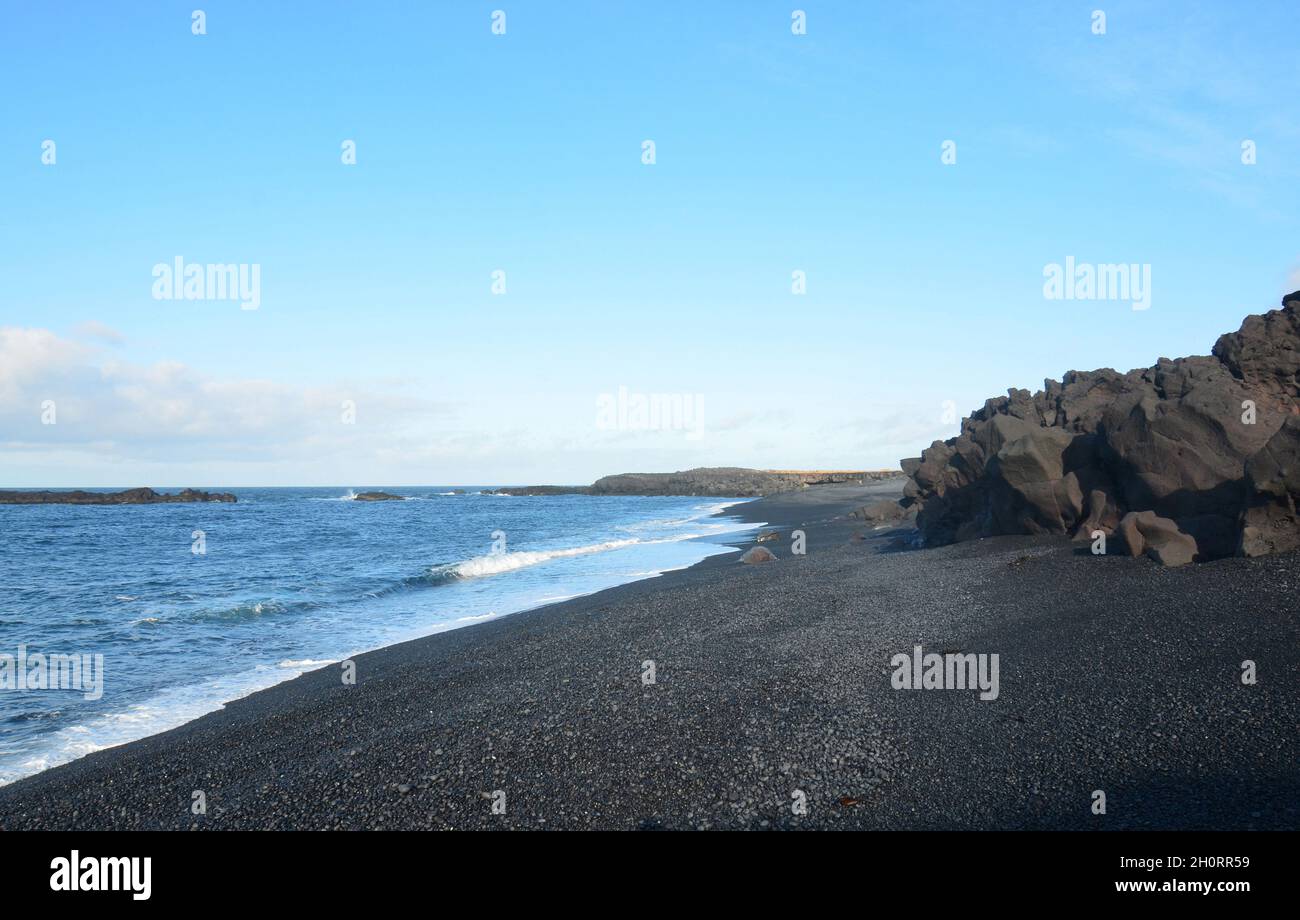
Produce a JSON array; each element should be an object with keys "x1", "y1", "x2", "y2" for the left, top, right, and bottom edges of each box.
[
  {"x1": 353, "y1": 491, "x2": 405, "y2": 501},
  {"x1": 480, "y1": 485, "x2": 588, "y2": 496}
]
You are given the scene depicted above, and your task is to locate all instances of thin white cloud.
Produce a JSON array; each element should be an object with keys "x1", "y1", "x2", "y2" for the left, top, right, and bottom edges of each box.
[
  {"x1": 0, "y1": 329, "x2": 939, "y2": 485},
  {"x1": 70, "y1": 320, "x2": 124, "y2": 345},
  {"x1": 0, "y1": 327, "x2": 447, "y2": 466}
]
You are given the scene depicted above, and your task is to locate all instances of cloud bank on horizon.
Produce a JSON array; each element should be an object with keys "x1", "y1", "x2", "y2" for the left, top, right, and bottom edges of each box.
[
  {"x1": 1, "y1": 1, "x2": 1297, "y2": 486},
  {"x1": 0, "y1": 323, "x2": 952, "y2": 486}
]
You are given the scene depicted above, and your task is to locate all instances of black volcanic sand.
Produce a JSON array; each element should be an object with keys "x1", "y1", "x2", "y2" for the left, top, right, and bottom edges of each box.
[{"x1": 0, "y1": 483, "x2": 1295, "y2": 830}]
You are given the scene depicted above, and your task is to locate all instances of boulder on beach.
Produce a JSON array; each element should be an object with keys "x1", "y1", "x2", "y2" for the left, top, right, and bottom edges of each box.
[
  {"x1": 851, "y1": 499, "x2": 908, "y2": 524},
  {"x1": 739, "y1": 546, "x2": 778, "y2": 564},
  {"x1": 1116, "y1": 511, "x2": 1199, "y2": 566},
  {"x1": 756, "y1": 529, "x2": 781, "y2": 542},
  {"x1": 903, "y1": 292, "x2": 1300, "y2": 564}
]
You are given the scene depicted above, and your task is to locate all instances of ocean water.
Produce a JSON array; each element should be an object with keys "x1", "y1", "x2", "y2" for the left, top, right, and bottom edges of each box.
[{"x1": 0, "y1": 488, "x2": 757, "y2": 784}]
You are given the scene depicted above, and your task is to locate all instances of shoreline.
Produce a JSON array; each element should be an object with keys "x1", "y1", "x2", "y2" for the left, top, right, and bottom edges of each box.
[
  {"x1": 0, "y1": 484, "x2": 882, "y2": 802},
  {"x1": 0, "y1": 493, "x2": 768, "y2": 786},
  {"x1": 0, "y1": 481, "x2": 1295, "y2": 830}
]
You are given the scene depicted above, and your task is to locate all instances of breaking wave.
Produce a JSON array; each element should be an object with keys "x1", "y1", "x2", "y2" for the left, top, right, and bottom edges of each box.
[{"x1": 424, "y1": 534, "x2": 705, "y2": 582}]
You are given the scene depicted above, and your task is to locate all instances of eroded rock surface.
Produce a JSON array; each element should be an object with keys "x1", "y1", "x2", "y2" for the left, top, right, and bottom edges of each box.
[{"x1": 902, "y1": 293, "x2": 1300, "y2": 563}]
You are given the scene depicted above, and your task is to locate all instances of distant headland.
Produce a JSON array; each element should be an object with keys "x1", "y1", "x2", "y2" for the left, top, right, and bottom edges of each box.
[
  {"x1": 0, "y1": 488, "x2": 237, "y2": 505},
  {"x1": 483, "y1": 467, "x2": 905, "y2": 497}
]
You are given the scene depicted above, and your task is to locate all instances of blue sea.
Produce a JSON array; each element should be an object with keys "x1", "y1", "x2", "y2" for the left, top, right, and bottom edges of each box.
[{"x1": 0, "y1": 488, "x2": 757, "y2": 783}]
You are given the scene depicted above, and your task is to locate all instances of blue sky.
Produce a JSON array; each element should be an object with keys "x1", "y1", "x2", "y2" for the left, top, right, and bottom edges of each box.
[{"x1": 2, "y1": 1, "x2": 1298, "y2": 486}]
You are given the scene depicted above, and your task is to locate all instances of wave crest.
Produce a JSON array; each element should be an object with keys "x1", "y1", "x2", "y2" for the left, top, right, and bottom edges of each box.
[
  {"x1": 424, "y1": 534, "x2": 710, "y2": 582},
  {"x1": 430, "y1": 538, "x2": 641, "y2": 580}
]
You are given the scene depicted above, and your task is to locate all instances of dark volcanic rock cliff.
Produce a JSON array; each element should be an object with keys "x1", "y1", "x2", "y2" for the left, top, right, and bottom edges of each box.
[
  {"x1": 902, "y1": 292, "x2": 1300, "y2": 562},
  {"x1": 0, "y1": 488, "x2": 237, "y2": 505}
]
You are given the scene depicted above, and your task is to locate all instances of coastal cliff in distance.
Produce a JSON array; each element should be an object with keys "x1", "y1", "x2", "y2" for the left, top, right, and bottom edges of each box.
[
  {"x1": 898, "y1": 291, "x2": 1300, "y2": 564},
  {"x1": 0, "y1": 488, "x2": 237, "y2": 505},
  {"x1": 590, "y1": 468, "x2": 902, "y2": 496},
  {"x1": 486, "y1": 467, "x2": 904, "y2": 497}
]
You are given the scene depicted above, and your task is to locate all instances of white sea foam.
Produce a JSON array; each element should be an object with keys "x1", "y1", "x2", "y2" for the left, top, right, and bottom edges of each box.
[
  {"x1": 277, "y1": 658, "x2": 335, "y2": 669},
  {"x1": 308, "y1": 489, "x2": 359, "y2": 501},
  {"x1": 698, "y1": 500, "x2": 746, "y2": 515},
  {"x1": 616, "y1": 516, "x2": 693, "y2": 531},
  {"x1": 0, "y1": 666, "x2": 290, "y2": 785},
  {"x1": 450, "y1": 612, "x2": 499, "y2": 624},
  {"x1": 0, "y1": 655, "x2": 373, "y2": 785},
  {"x1": 443, "y1": 538, "x2": 641, "y2": 578},
  {"x1": 436, "y1": 533, "x2": 714, "y2": 580}
]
